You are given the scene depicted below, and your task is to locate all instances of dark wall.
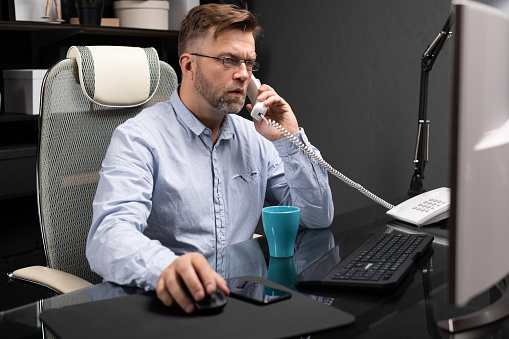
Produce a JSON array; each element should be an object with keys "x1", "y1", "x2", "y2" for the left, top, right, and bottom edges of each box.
[{"x1": 251, "y1": 0, "x2": 453, "y2": 213}]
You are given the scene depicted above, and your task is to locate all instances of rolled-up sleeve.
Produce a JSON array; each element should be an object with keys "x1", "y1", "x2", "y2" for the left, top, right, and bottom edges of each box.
[{"x1": 266, "y1": 128, "x2": 334, "y2": 228}]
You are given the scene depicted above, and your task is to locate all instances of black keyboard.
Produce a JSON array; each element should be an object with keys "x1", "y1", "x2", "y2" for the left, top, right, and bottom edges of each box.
[{"x1": 296, "y1": 233, "x2": 434, "y2": 291}]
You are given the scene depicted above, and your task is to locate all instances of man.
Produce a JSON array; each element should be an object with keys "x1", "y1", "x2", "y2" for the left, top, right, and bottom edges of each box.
[{"x1": 86, "y1": 3, "x2": 333, "y2": 314}]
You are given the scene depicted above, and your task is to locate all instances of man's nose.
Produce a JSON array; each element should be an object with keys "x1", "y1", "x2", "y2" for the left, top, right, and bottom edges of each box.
[{"x1": 233, "y1": 63, "x2": 250, "y2": 81}]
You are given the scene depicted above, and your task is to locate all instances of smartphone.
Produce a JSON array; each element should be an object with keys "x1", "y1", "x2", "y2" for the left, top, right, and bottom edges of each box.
[{"x1": 227, "y1": 278, "x2": 291, "y2": 305}]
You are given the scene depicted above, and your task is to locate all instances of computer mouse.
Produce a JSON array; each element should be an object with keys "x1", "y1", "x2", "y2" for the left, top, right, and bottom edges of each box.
[{"x1": 183, "y1": 285, "x2": 227, "y2": 315}]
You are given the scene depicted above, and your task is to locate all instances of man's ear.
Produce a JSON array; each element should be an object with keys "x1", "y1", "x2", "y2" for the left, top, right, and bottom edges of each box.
[{"x1": 179, "y1": 53, "x2": 195, "y2": 81}]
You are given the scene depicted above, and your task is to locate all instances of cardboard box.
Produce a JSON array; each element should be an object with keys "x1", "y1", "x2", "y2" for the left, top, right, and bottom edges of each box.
[
  {"x1": 3, "y1": 69, "x2": 47, "y2": 115},
  {"x1": 69, "y1": 17, "x2": 120, "y2": 27}
]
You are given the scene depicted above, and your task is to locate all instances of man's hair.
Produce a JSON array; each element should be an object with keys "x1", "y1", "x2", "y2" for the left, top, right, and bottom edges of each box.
[{"x1": 178, "y1": 3, "x2": 262, "y2": 56}]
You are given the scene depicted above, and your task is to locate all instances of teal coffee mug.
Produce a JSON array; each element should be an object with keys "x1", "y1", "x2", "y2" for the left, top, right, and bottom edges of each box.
[{"x1": 262, "y1": 206, "x2": 300, "y2": 258}]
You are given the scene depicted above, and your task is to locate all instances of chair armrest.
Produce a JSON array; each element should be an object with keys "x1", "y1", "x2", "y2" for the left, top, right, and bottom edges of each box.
[{"x1": 9, "y1": 266, "x2": 93, "y2": 294}]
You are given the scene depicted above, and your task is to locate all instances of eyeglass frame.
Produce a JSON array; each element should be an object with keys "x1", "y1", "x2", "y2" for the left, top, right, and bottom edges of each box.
[{"x1": 191, "y1": 53, "x2": 259, "y2": 71}]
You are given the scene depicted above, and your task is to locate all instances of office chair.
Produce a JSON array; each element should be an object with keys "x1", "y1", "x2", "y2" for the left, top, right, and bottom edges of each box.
[{"x1": 8, "y1": 46, "x2": 178, "y2": 294}]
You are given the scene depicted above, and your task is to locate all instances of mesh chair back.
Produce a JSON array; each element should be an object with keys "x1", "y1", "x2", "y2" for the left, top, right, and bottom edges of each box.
[{"x1": 38, "y1": 55, "x2": 177, "y2": 284}]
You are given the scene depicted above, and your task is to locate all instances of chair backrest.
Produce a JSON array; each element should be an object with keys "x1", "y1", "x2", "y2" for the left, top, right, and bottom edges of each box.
[{"x1": 38, "y1": 46, "x2": 178, "y2": 284}]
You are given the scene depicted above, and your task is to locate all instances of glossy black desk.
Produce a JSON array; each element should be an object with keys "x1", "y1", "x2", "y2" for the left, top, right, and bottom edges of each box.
[{"x1": 1, "y1": 203, "x2": 509, "y2": 339}]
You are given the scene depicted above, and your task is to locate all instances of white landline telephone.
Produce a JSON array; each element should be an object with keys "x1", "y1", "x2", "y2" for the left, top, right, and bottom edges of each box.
[
  {"x1": 385, "y1": 187, "x2": 450, "y2": 226},
  {"x1": 247, "y1": 75, "x2": 451, "y2": 227}
]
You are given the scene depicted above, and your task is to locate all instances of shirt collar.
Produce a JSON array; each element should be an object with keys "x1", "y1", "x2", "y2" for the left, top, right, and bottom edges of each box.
[
  {"x1": 170, "y1": 87, "x2": 236, "y2": 141},
  {"x1": 220, "y1": 116, "x2": 235, "y2": 141}
]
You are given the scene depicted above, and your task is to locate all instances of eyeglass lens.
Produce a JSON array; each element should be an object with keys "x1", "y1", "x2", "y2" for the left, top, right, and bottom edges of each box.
[{"x1": 223, "y1": 57, "x2": 259, "y2": 71}]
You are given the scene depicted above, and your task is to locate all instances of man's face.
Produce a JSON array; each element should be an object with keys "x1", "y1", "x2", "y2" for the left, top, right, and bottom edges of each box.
[
  {"x1": 194, "y1": 62, "x2": 244, "y2": 115},
  {"x1": 193, "y1": 28, "x2": 256, "y2": 116}
]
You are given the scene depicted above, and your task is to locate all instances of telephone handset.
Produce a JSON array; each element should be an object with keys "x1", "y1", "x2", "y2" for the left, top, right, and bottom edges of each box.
[
  {"x1": 247, "y1": 76, "x2": 450, "y2": 227},
  {"x1": 247, "y1": 75, "x2": 267, "y2": 121}
]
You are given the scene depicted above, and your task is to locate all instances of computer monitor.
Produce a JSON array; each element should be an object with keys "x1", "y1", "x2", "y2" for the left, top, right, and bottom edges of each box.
[{"x1": 439, "y1": 0, "x2": 509, "y2": 332}]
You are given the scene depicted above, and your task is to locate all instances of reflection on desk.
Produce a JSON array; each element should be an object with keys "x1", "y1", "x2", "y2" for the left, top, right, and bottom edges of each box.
[
  {"x1": 0, "y1": 282, "x2": 141, "y2": 339},
  {"x1": 205, "y1": 228, "x2": 335, "y2": 282},
  {"x1": 206, "y1": 228, "x2": 335, "y2": 305}
]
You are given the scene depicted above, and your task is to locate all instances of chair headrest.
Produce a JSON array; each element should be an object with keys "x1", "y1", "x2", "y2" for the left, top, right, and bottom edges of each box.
[{"x1": 67, "y1": 46, "x2": 161, "y2": 107}]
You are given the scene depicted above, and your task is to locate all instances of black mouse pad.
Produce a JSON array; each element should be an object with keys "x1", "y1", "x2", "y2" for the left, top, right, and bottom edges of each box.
[{"x1": 40, "y1": 276, "x2": 355, "y2": 339}]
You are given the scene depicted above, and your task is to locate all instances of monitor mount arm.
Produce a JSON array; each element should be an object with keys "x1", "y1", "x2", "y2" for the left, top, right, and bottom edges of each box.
[{"x1": 409, "y1": 13, "x2": 453, "y2": 196}]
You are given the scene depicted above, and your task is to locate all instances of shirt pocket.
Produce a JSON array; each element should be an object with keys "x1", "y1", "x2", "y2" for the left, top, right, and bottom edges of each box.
[
  {"x1": 230, "y1": 170, "x2": 263, "y2": 210},
  {"x1": 228, "y1": 169, "x2": 264, "y2": 224},
  {"x1": 231, "y1": 170, "x2": 259, "y2": 183}
]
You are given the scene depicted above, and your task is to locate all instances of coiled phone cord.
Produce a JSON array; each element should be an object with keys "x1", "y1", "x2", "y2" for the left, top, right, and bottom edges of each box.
[{"x1": 261, "y1": 116, "x2": 395, "y2": 210}]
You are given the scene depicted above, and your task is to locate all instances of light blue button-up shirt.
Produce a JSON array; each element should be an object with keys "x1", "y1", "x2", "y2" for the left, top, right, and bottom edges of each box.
[{"x1": 86, "y1": 88, "x2": 334, "y2": 289}]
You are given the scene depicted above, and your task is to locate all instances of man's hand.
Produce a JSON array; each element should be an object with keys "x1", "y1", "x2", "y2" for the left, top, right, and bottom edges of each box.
[
  {"x1": 246, "y1": 82, "x2": 300, "y2": 141},
  {"x1": 156, "y1": 252, "x2": 229, "y2": 313}
]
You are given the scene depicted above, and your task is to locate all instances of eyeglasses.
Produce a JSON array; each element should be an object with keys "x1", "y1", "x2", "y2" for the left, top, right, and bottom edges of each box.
[{"x1": 191, "y1": 53, "x2": 259, "y2": 71}]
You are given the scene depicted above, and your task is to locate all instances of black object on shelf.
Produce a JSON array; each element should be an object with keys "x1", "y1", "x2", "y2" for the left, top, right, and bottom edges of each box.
[
  {"x1": 0, "y1": 144, "x2": 37, "y2": 198},
  {"x1": 0, "y1": 0, "x2": 16, "y2": 21},
  {"x1": 76, "y1": 1, "x2": 104, "y2": 26}
]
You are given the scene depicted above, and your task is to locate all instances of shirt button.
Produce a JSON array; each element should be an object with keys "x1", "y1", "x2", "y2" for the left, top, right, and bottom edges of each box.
[
  {"x1": 216, "y1": 193, "x2": 220, "y2": 198},
  {"x1": 204, "y1": 129, "x2": 210, "y2": 135},
  {"x1": 219, "y1": 232, "x2": 224, "y2": 238}
]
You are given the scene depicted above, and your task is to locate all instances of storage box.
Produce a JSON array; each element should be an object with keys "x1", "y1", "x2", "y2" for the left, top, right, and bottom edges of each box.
[
  {"x1": 13, "y1": 0, "x2": 63, "y2": 22},
  {"x1": 3, "y1": 69, "x2": 47, "y2": 115},
  {"x1": 168, "y1": 0, "x2": 199, "y2": 31},
  {"x1": 114, "y1": 0, "x2": 170, "y2": 30}
]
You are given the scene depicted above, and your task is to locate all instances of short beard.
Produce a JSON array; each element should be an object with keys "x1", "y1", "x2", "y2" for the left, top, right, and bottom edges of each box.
[{"x1": 194, "y1": 65, "x2": 245, "y2": 115}]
